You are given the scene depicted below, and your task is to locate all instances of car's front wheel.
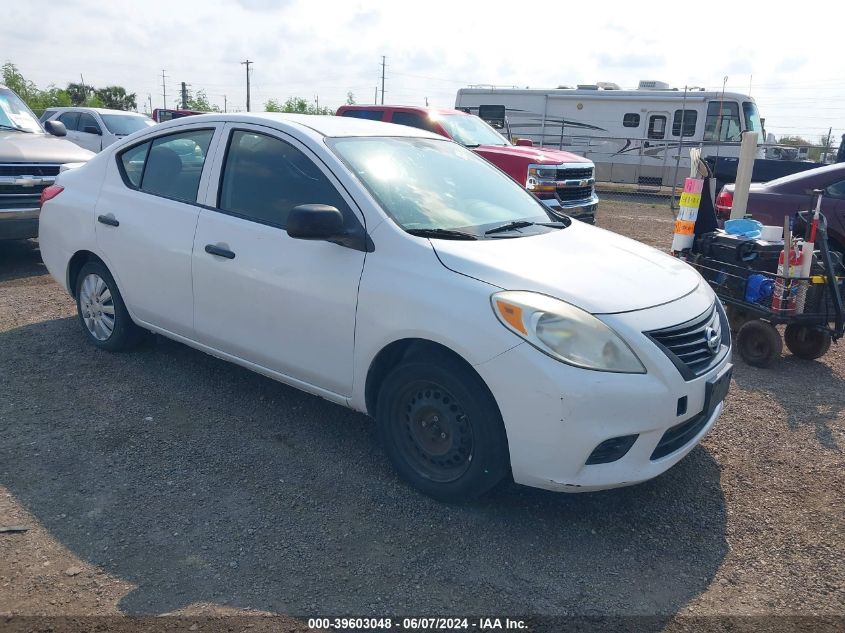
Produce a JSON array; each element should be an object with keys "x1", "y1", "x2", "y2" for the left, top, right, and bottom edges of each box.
[
  {"x1": 376, "y1": 356, "x2": 510, "y2": 501},
  {"x1": 75, "y1": 261, "x2": 144, "y2": 351}
]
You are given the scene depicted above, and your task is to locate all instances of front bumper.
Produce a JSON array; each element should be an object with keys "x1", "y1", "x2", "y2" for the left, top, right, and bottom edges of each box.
[
  {"x1": 0, "y1": 208, "x2": 39, "y2": 240},
  {"x1": 542, "y1": 194, "x2": 599, "y2": 224},
  {"x1": 474, "y1": 287, "x2": 731, "y2": 492}
]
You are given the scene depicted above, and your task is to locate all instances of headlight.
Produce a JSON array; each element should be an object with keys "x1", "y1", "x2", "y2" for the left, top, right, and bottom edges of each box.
[
  {"x1": 526, "y1": 165, "x2": 557, "y2": 193},
  {"x1": 491, "y1": 291, "x2": 646, "y2": 373}
]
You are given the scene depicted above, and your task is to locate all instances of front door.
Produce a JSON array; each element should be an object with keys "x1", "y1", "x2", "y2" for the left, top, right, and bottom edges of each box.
[
  {"x1": 76, "y1": 112, "x2": 104, "y2": 152},
  {"x1": 95, "y1": 125, "x2": 221, "y2": 337},
  {"x1": 640, "y1": 111, "x2": 671, "y2": 186},
  {"x1": 191, "y1": 123, "x2": 366, "y2": 396}
]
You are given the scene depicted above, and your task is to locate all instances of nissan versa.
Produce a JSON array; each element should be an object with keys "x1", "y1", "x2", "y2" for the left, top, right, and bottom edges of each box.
[{"x1": 38, "y1": 113, "x2": 732, "y2": 501}]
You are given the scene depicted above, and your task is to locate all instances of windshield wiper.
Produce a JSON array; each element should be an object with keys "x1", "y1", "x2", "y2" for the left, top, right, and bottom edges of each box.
[
  {"x1": 406, "y1": 228, "x2": 478, "y2": 240},
  {"x1": 0, "y1": 124, "x2": 31, "y2": 133},
  {"x1": 484, "y1": 220, "x2": 536, "y2": 235}
]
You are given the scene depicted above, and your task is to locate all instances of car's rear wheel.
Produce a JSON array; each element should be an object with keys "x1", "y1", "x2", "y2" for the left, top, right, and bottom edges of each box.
[
  {"x1": 75, "y1": 261, "x2": 144, "y2": 351},
  {"x1": 376, "y1": 357, "x2": 509, "y2": 501}
]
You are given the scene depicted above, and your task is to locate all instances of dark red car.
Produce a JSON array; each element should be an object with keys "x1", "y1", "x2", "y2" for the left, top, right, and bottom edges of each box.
[{"x1": 715, "y1": 163, "x2": 845, "y2": 253}]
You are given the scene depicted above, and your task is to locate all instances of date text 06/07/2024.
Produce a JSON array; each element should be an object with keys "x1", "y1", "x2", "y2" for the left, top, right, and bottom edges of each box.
[{"x1": 307, "y1": 617, "x2": 528, "y2": 630}]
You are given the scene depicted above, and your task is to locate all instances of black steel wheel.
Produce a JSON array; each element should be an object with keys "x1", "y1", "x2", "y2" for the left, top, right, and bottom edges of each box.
[
  {"x1": 736, "y1": 319, "x2": 782, "y2": 368},
  {"x1": 376, "y1": 356, "x2": 509, "y2": 501},
  {"x1": 784, "y1": 324, "x2": 832, "y2": 360}
]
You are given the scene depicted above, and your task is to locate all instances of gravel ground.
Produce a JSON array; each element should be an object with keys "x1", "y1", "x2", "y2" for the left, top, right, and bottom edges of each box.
[{"x1": 1, "y1": 203, "x2": 843, "y2": 628}]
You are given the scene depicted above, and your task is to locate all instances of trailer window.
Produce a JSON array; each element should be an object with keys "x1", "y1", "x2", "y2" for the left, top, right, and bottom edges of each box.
[
  {"x1": 647, "y1": 115, "x2": 666, "y2": 140},
  {"x1": 672, "y1": 110, "x2": 697, "y2": 137},
  {"x1": 705, "y1": 101, "x2": 742, "y2": 142},
  {"x1": 623, "y1": 113, "x2": 640, "y2": 128}
]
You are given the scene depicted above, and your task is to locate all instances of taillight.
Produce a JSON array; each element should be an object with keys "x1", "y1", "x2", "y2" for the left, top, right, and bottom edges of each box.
[
  {"x1": 714, "y1": 189, "x2": 733, "y2": 219},
  {"x1": 39, "y1": 185, "x2": 64, "y2": 208}
]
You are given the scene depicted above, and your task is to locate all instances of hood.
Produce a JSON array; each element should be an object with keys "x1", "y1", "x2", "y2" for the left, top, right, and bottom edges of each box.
[
  {"x1": 473, "y1": 144, "x2": 591, "y2": 166},
  {"x1": 432, "y1": 223, "x2": 702, "y2": 314},
  {"x1": 0, "y1": 131, "x2": 95, "y2": 163},
  {"x1": 723, "y1": 182, "x2": 767, "y2": 193}
]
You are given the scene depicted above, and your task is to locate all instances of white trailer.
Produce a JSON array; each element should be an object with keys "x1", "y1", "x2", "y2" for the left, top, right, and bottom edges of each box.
[{"x1": 455, "y1": 81, "x2": 764, "y2": 187}]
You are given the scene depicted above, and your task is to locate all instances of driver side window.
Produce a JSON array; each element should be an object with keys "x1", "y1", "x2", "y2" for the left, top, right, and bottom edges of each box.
[{"x1": 217, "y1": 130, "x2": 350, "y2": 228}]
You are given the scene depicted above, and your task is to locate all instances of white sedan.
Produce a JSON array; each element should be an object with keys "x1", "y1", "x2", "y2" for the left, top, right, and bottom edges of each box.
[{"x1": 38, "y1": 113, "x2": 732, "y2": 501}]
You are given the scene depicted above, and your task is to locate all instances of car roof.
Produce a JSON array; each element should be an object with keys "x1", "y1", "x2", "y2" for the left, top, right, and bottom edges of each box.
[
  {"x1": 766, "y1": 162, "x2": 845, "y2": 190},
  {"x1": 48, "y1": 107, "x2": 148, "y2": 116},
  {"x1": 338, "y1": 104, "x2": 468, "y2": 117},
  {"x1": 152, "y1": 112, "x2": 445, "y2": 140}
]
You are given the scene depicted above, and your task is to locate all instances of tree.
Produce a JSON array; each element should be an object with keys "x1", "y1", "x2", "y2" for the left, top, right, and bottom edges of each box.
[
  {"x1": 2, "y1": 63, "x2": 39, "y2": 104},
  {"x1": 346, "y1": 91, "x2": 356, "y2": 105},
  {"x1": 66, "y1": 82, "x2": 93, "y2": 106},
  {"x1": 94, "y1": 85, "x2": 137, "y2": 111},
  {"x1": 186, "y1": 89, "x2": 220, "y2": 112},
  {"x1": 264, "y1": 96, "x2": 333, "y2": 115}
]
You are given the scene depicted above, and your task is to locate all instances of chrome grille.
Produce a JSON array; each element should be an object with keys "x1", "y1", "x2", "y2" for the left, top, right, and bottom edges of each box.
[
  {"x1": 0, "y1": 163, "x2": 60, "y2": 211},
  {"x1": 646, "y1": 303, "x2": 726, "y2": 379}
]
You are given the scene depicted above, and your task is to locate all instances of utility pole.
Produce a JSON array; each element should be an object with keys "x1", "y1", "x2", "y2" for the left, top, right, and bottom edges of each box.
[
  {"x1": 241, "y1": 60, "x2": 253, "y2": 112},
  {"x1": 223, "y1": 94, "x2": 227, "y2": 113},
  {"x1": 315, "y1": 94, "x2": 319, "y2": 112},
  {"x1": 380, "y1": 55, "x2": 386, "y2": 105},
  {"x1": 374, "y1": 86, "x2": 378, "y2": 104},
  {"x1": 147, "y1": 93, "x2": 153, "y2": 114},
  {"x1": 161, "y1": 70, "x2": 167, "y2": 109},
  {"x1": 822, "y1": 127, "x2": 833, "y2": 163}
]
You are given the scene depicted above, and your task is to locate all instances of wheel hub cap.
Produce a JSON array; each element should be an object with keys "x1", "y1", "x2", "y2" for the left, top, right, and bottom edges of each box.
[{"x1": 79, "y1": 273, "x2": 115, "y2": 341}]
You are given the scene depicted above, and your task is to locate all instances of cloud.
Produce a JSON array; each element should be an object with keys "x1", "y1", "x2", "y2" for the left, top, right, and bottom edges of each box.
[
  {"x1": 234, "y1": 0, "x2": 292, "y2": 10},
  {"x1": 775, "y1": 56, "x2": 807, "y2": 74},
  {"x1": 594, "y1": 52, "x2": 665, "y2": 70}
]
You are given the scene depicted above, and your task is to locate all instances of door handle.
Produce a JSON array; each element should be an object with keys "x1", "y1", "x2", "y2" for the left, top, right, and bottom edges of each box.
[
  {"x1": 204, "y1": 244, "x2": 236, "y2": 259},
  {"x1": 97, "y1": 214, "x2": 119, "y2": 227}
]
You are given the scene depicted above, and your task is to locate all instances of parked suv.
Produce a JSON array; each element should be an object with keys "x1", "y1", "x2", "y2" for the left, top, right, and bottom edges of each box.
[
  {"x1": 337, "y1": 105, "x2": 599, "y2": 223},
  {"x1": 0, "y1": 85, "x2": 93, "y2": 240},
  {"x1": 40, "y1": 107, "x2": 155, "y2": 153}
]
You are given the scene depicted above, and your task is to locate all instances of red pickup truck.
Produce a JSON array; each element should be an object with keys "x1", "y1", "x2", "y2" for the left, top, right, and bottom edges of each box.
[{"x1": 336, "y1": 105, "x2": 598, "y2": 223}]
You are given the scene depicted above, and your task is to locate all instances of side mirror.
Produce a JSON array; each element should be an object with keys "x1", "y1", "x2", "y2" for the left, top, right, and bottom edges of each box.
[
  {"x1": 43, "y1": 120, "x2": 67, "y2": 137},
  {"x1": 287, "y1": 204, "x2": 346, "y2": 241},
  {"x1": 515, "y1": 138, "x2": 534, "y2": 147},
  {"x1": 83, "y1": 125, "x2": 102, "y2": 136}
]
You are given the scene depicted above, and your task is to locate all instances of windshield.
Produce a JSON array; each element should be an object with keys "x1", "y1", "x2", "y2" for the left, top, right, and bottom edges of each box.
[
  {"x1": 742, "y1": 101, "x2": 762, "y2": 137},
  {"x1": 101, "y1": 113, "x2": 154, "y2": 135},
  {"x1": 436, "y1": 114, "x2": 509, "y2": 147},
  {"x1": 0, "y1": 88, "x2": 42, "y2": 133},
  {"x1": 330, "y1": 137, "x2": 554, "y2": 235}
]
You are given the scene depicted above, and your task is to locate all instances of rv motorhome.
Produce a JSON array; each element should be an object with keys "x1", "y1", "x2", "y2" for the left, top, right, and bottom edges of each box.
[{"x1": 455, "y1": 81, "x2": 764, "y2": 188}]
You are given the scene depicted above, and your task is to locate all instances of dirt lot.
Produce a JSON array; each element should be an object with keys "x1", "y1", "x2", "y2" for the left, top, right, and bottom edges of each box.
[{"x1": 1, "y1": 201, "x2": 843, "y2": 629}]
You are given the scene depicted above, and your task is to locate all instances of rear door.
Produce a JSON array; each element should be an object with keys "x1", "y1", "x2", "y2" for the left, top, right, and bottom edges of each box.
[
  {"x1": 76, "y1": 112, "x2": 104, "y2": 152},
  {"x1": 94, "y1": 124, "x2": 223, "y2": 337},
  {"x1": 57, "y1": 111, "x2": 82, "y2": 148},
  {"x1": 191, "y1": 123, "x2": 367, "y2": 396}
]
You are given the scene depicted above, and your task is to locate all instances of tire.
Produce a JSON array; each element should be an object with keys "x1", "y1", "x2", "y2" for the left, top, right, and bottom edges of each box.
[
  {"x1": 375, "y1": 357, "x2": 510, "y2": 502},
  {"x1": 784, "y1": 324, "x2": 832, "y2": 360},
  {"x1": 74, "y1": 260, "x2": 145, "y2": 351},
  {"x1": 725, "y1": 305, "x2": 751, "y2": 333},
  {"x1": 736, "y1": 319, "x2": 782, "y2": 368}
]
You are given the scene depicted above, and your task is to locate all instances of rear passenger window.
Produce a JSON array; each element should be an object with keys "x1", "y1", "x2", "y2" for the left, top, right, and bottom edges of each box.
[
  {"x1": 390, "y1": 112, "x2": 438, "y2": 133},
  {"x1": 341, "y1": 109, "x2": 384, "y2": 121},
  {"x1": 117, "y1": 128, "x2": 214, "y2": 202},
  {"x1": 672, "y1": 109, "x2": 697, "y2": 137},
  {"x1": 120, "y1": 142, "x2": 149, "y2": 187},
  {"x1": 218, "y1": 130, "x2": 349, "y2": 228},
  {"x1": 58, "y1": 112, "x2": 80, "y2": 131}
]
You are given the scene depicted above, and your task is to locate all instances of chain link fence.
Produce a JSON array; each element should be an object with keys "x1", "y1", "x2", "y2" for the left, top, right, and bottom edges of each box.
[{"x1": 547, "y1": 137, "x2": 838, "y2": 212}]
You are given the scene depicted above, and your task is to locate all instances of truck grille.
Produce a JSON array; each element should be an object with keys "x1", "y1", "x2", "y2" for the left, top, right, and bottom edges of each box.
[
  {"x1": 556, "y1": 186, "x2": 593, "y2": 201},
  {"x1": 0, "y1": 163, "x2": 60, "y2": 211},
  {"x1": 555, "y1": 167, "x2": 594, "y2": 181},
  {"x1": 645, "y1": 302, "x2": 726, "y2": 380}
]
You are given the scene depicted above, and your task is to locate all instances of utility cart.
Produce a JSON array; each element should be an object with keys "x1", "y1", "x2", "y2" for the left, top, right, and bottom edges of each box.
[{"x1": 685, "y1": 210, "x2": 844, "y2": 367}]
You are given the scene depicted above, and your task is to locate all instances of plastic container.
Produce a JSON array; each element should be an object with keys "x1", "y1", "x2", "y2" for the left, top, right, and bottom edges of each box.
[
  {"x1": 760, "y1": 225, "x2": 783, "y2": 241},
  {"x1": 724, "y1": 218, "x2": 763, "y2": 239}
]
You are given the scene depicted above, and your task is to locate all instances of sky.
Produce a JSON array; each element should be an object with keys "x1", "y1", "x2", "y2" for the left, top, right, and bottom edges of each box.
[{"x1": 4, "y1": 0, "x2": 845, "y2": 144}]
